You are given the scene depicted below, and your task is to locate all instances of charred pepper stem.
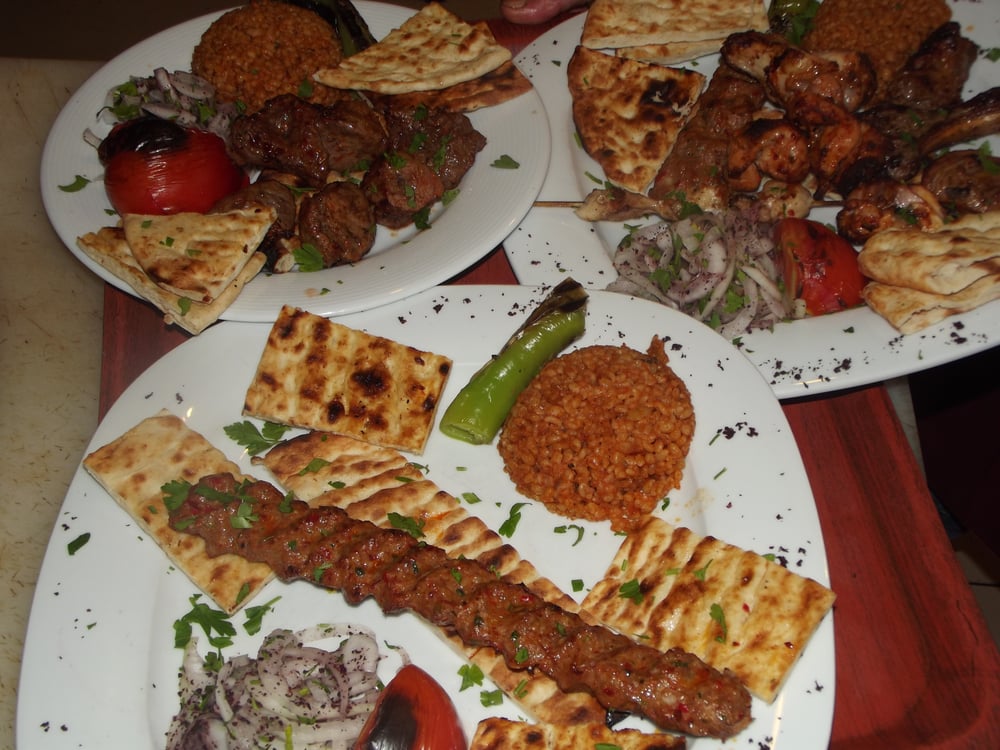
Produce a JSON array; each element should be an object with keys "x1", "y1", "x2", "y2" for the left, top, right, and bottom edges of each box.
[
  {"x1": 439, "y1": 278, "x2": 588, "y2": 445},
  {"x1": 282, "y1": 0, "x2": 377, "y2": 57}
]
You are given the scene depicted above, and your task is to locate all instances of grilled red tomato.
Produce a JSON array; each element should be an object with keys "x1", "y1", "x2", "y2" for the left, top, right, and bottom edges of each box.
[
  {"x1": 354, "y1": 664, "x2": 465, "y2": 750},
  {"x1": 98, "y1": 117, "x2": 247, "y2": 215},
  {"x1": 775, "y1": 217, "x2": 866, "y2": 315}
]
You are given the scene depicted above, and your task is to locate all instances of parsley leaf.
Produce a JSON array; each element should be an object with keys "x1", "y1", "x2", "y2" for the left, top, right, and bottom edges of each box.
[
  {"x1": 458, "y1": 663, "x2": 484, "y2": 690},
  {"x1": 58, "y1": 175, "x2": 90, "y2": 192},
  {"x1": 223, "y1": 420, "x2": 291, "y2": 455},
  {"x1": 498, "y1": 502, "x2": 527, "y2": 538},
  {"x1": 294, "y1": 243, "x2": 325, "y2": 272},
  {"x1": 388, "y1": 512, "x2": 425, "y2": 539},
  {"x1": 67, "y1": 532, "x2": 91, "y2": 555}
]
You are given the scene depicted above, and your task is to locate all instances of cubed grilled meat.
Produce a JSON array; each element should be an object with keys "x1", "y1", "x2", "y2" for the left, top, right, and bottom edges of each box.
[
  {"x1": 167, "y1": 473, "x2": 753, "y2": 740},
  {"x1": 227, "y1": 94, "x2": 388, "y2": 188},
  {"x1": 297, "y1": 181, "x2": 376, "y2": 265},
  {"x1": 211, "y1": 177, "x2": 299, "y2": 269}
]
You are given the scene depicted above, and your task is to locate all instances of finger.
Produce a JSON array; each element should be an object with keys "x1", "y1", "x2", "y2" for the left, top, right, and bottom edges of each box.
[{"x1": 500, "y1": 0, "x2": 590, "y2": 25}]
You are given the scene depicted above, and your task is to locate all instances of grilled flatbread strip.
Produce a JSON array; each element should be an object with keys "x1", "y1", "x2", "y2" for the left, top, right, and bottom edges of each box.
[
  {"x1": 82, "y1": 411, "x2": 274, "y2": 614},
  {"x1": 256, "y1": 430, "x2": 607, "y2": 727},
  {"x1": 582, "y1": 518, "x2": 835, "y2": 702},
  {"x1": 470, "y1": 716, "x2": 686, "y2": 749},
  {"x1": 168, "y1": 473, "x2": 753, "y2": 738}
]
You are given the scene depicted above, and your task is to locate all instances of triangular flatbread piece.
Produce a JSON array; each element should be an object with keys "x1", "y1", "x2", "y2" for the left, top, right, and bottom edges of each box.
[
  {"x1": 313, "y1": 2, "x2": 511, "y2": 94},
  {"x1": 567, "y1": 46, "x2": 704, "y2": 193},
  {"x1": 862, "y1": 276, "x2": 1000, "y2": 334},
  {"x1": 582, "y1": 0, "x2": 769, "y2": 49},
  {"x1": 122, "y1": 206, "x2": 275, "y2": 303},
  {"x1": 76, "y1": 227, "x2": 265, "y2": 335},
  {"x1": 377, "y1": 60, "x2": 532, "y2": 113}
]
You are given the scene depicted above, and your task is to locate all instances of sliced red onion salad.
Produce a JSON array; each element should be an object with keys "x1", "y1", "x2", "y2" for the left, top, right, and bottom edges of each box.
[
  {"x1": 608, "y1": 209, "x2": 794, "y2": 341},
  {"x1": 84, "y1": 67, "x2": 240, "y2": 149},
  {"x1": 166, "y1": 624, "x2": 391, "y2": 750}
]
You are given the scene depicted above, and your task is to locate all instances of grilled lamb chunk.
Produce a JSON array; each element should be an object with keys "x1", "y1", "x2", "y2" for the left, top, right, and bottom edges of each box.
[
  {"x1": 883, "y1": 22, "x2": 978, "y2": 110},
  {"x1": 168, "y1": 473, "x2": 753, "y2": 739},
  {"x1": 227, "y1": 94, "x2": 388, "y2": 188},
  {"x1": 211, "y1": 177, "x2": 298, "y2": 270},
  {"x1": 921, "y1": 149, "x2": 1000, "y2": 217},
  {"x1": 297, "y1": 181, "x2": 376, "y2": 266}
]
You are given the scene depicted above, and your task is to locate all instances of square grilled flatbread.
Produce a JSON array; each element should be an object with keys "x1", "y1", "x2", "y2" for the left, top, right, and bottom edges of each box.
[
  {"x1": 471, "y1": 717, "x2": 685, "y2": 750},
  {"x1": 581, "y1": 518, "x2": 835, "y2": 702},
  {"x1": 858, "y1": 212, "x2": 1000, "y2": 295},
  {"x1": 256, "y1": 431, "x2": 609, "y2": 727},
  {"x1": 314, "y1": 2, "x2": 511, "y2": 94},
  {"x1": 568, "y1": 46, "x2": 704, "y2": 193},
  {"x1": 862, "y1": 276, "x2": 1000, "y2": 335},
  {"x1": 76, "y1": 226, "x2": 265, "y2": 335},
  {"x1": 582, "y1": 0, "x2": 769, "y2": 50},
  {"x1": 82, "y1": 410, "x2": 274, "y2": 614},
  {"x1": 243, "y1": 306, "x2": 452, "y2": 454},
  {"x1": 122, "y1": 206, "x2": 275, "y2": 303}
]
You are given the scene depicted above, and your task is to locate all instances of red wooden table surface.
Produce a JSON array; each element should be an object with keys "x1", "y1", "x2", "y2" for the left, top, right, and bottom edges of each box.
[{"x1": 96, "y1": 13, "x2": 1000, "y2": 748}]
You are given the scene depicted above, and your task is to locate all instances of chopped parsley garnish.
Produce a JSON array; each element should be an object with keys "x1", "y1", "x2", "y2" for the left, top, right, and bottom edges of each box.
[
  {"x1": 479, "y1": 689, "x2": 504, "y2": 707},
  {"x1": 498, "y1": 502, "x2": 527, "y2": 537},
  {"x1": 554, "y1": 523, "x2": 585, "y2": 546},
  {"x1": 298, "y1": 457, "x2": 331, "y2": 475},
  {"x1": 58, "y1": 175, "x2": 90, "y2": 192},
  {"x1": 243, "y1": 596, "x2": 281, "y2": 635},
  {"x1": 618, "y1": 578, "x2": 644, "y2": 604},
  {"x1": 458, "y1": 663, "x2": 484, "y2": 690},
  {"x1": 710, "y1": 602, "x2": 728, "y2": 643},
  {"x1": 173, "y1": 594, "x2": 236, "y2": 651},
  {"x1": 294, "y1": 243, "x2": 325, "y2": 272},
  {"x1": 67, "y1": 532, "x2": 91, "y2": 555},
  {"x1": 490, "y1": 154, "x2": 520, "y2": 169},
  {"x1": 388, "y1": 512, "x2": 425, "y2": 539},
  {"x1": 223, "y1": 420, "x2": 291, "y2": 455}
]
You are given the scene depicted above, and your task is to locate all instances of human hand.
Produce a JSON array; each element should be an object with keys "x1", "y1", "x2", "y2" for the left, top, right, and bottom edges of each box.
[{"x1": 499, "y1": 0, "x2": 590, "y2": 25}]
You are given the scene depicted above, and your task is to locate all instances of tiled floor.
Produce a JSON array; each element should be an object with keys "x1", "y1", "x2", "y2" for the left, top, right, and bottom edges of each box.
[{"x1": 9, "y1": 0, "x2": 998, "y2": 646}]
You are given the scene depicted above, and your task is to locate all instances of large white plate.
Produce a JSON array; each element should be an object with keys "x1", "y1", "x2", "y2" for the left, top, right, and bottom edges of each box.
[
  {"x1": 507, "y1": 1, "x2": 1000, "y2": 399},
  {"x1": 40, "y1": 2, "x2": 550, "y2": 322},
  {"x1": 19, "y1": 286, "x2": 833, "y2": 749}
]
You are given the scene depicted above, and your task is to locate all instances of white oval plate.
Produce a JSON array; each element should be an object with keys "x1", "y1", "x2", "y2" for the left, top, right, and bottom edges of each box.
[
  {"x1": 18, "y1": 285, "x2": 832, "y2": 750},
  {"x1": 506, "y1": 1, "x2": 1000, "y2": 399},
  {"x1": 40, "y1": 2, "x2": 551, "y2": 321}
]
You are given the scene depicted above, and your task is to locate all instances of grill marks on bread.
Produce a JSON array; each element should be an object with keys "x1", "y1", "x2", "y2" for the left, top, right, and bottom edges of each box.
[{"x1": 243, "y1": 306, "x2": 451, "y2": 453}]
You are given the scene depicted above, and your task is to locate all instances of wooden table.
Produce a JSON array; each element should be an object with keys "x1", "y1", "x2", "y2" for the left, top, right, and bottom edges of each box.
[{"x1": 97, "y1": 13, "x2": 1000, "y2": 748}]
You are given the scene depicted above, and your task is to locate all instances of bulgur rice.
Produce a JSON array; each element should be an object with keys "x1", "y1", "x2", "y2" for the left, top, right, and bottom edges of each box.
[
  {"x1": 802, "y1": 0, "x2": 951, "y2": 100},
  {"x1": 497, "y1": 338, "x2": 694, "y2": 533},
  {"x1": 192, "y1": 0, "x2": 345, "y2": 113}
]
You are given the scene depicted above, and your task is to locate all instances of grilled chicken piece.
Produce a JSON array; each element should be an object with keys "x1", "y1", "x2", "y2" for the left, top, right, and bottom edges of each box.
[
  {"x1": 168, "y1": 473, "x2": 754, "y2": 739},
  {"x1": 837, "y1": 180, "x2": 944, "y2": 244}
]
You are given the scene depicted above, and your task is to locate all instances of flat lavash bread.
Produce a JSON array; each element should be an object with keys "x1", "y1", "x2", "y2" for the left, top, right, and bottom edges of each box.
[
  {"x1": 582, "y1": 0, "x2": 769, "y2": 49},
  {"x1": 81, "y1": 410, "x2": 274, "y2": 614},
  {"x1": 568, "y1": 46, "x2": 704, "y2": 193},
  {"x1": 257, "y1": 431, "x2": 609, "y2": 727},
  {"x1": 581, "y1": 518, "x2": 836, "y2": 702},
  {"x1": 470, "y1": 716, "x2": 685, "y2": 750},
  {"x1": 313, "y1": 2, "x2": 511, "y2": 94},
  {"x1": 243, "y1": 305, "x2": 452, "y2": 454},
  {"x1": 122, "y1": 206, "x2": 275, "y2": 303},
  {"x1": 76, "y1": 227, "x2": 265, "y2": 335},
  {"x1": 378, "y1": 60, "x2": 533, "y2": 113},
  {"x1": 858, "y1": 213, "x2": 1000, "y2": 295},
  {"x1": 617, "y1": 38, "x2": 727, "y2": 65},
  {"x1": 862, "y1": 276, "x2": 1000, "y2": 335}
]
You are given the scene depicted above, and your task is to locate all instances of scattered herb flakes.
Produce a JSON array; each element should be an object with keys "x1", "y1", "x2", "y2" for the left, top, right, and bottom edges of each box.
[
  {"x1": 58, "y1": 174, "x2": 90, "y2": 192},
  {"x1": 490, "y1": 154, "x2": 520, "y2": 169},
  {"x1": 388, "y1": 512, "x2": 426, "y2": 539},
  {"x1": 479, "y1": 688, "x2": 504, "y2": 707},
  {"x1": 571, "y1": 578, "x2": 584, "y2": 592},
  {"x1": 710, "y1": 602, "x2": 728, "y2": 642},
  {"x1": 461, "y1": 491, "x2": 482, "y2": 504},
  {"x1": 294, "y1": 243, "x2": 325, "y2": 272},
  {"x1": 224, "y1": 420, "x2": 290, "y2": 455},
  {"x1": 67, "y1": 532, "x2": 90, "y2": 555},
  {"x1": 693, "y1": 560, "x2": 713, "y2": 580},
  {"x1": 618, "y1": 578, "x2": 644, "y2": 604},
  {"x1": 298, "y1": 457, "x2": 331, "y2": 475},
  {"x1": 458, "y1": 663, "x2": 484, "y2": 690},
  {"x1": 161, "y1": 479, "x2": 192, "y2": 512},
  {"x1": 498, "y1": 502, "x2": 527, "y2": 538},
  {"x1": 243, "y1": 596, "x2": 280, "y2": 635},
  {"x1": 173, "y1": 594, "x2": 236, "y2": 650},
  {"x1": 554, "y1": 523, "x2": 584, "y2": 546}
]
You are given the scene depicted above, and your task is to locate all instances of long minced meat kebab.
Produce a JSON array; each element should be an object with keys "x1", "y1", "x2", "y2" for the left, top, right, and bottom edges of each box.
[{"x1": 167, "y1": 473, "x2": 753, "y2": 739}]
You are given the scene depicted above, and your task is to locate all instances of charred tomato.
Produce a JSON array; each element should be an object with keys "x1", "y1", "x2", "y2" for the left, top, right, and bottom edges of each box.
[
  {"x1": 98, "y1": 117, "x2": 247, "y2": 215},
  {"x1": 775, "y1": 217, "x2": 866, "y2": 315},
  {"x1": 354, "y1": 664, "x2": 465, "y2": 750}
]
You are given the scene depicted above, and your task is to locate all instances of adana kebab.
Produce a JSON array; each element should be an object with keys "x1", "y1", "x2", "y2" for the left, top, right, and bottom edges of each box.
[{"x1": 166, "y1": 473, "x2": 753, "y2": 739}]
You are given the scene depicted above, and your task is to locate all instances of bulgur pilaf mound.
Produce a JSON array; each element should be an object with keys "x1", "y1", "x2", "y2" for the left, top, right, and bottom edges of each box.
[
  {"x1": 802, "y1": 0, "x2": 951, "y2": 101},
  {"x1": 498, "y1": 338, "x2": 694, "y2": 533},
  {"x1": 192, "y1": 0, "x2": 345, "y2": 113}
]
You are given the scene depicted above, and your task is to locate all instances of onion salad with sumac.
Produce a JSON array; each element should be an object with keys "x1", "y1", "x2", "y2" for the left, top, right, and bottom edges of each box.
[
  {"x1": 165, "y1": 624, "x2": 386, "y2": 750},
  {"x1": 609, "y1": 210, "x2": 794, "y2": 341}
]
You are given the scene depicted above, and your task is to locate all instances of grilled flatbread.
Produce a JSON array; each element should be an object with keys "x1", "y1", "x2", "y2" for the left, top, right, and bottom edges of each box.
[
  {"x1": 567, "y1": 46, "x2": 704, "y2": 193},
  {"x1": 862, "y1": 276, "x2": 1000, "y2": 334},
  {"x1": 82, "y1": 410, "x2": 274, "y2": 614},
  {"x1": 76, "y1": 227, "x2": 265, "y2": 335},
  {"x1": 617, "y1": 38, "x2": 727, "y2": 65},
  {"x1": 858, "y1": 213, "x2": 1000, "y2": 295},
  {"x1": 257, "y1": 432, "x2": 608, "y2": 727},
  {"x1": 121, "y1": 207, "x2": 275, "y2": 303},
  {"x1": 581, "y1": 518, "x2": 835, "y2": 702},
  {"x1": 381, "y1": 60, "x2": 532, "y2": 113},
  {"x1": 582, "y1": 0, "x2": 769, "y2": 50},
  {"x1": 243, "y1": 306, "x2": 452, "y2": 454},
  {"x1": 313, "y1": 2, "x2": 511, "y2": 94},
  {"x1": 471, "y1": 717, "x2": 686, "y2": 749}
]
